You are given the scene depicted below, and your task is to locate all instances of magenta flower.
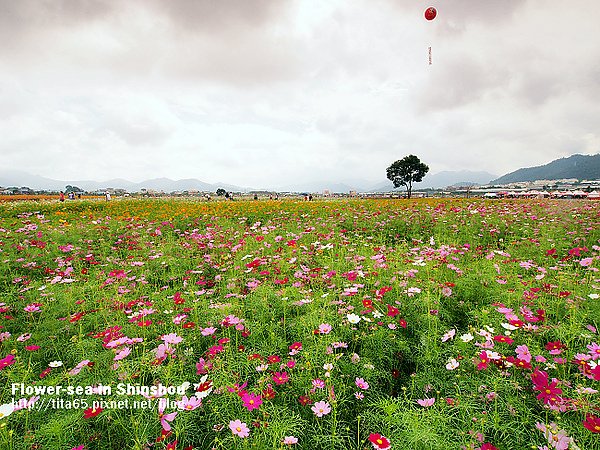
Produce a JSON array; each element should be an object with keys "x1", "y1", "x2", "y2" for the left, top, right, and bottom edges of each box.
[
  {"x1": 311, "y1": 400, "x2": 331, "y2": 417},
  {"x1": 0, "y1": 354, "x2": 15, "y2": 370},
  {"x1": 229, "y1": 419, "x2": 250, "y2": 438},
  {"x1": 241, "y1": 392, "x2": 262, "y2": 411},
  {"x1": 273, "y1": 371, "x2": 289, "y2": 385}
]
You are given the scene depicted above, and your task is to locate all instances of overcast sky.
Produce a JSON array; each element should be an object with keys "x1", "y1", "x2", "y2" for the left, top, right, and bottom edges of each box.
[{"x1": 1, "y1": 0, "x2": 599, "y2": 187}]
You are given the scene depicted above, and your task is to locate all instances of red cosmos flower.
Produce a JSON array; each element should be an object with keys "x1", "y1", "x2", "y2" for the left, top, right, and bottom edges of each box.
[
  {"x1": 245, "y1": 259, "x2": 261, "y2": 269},
  {"x1": 248, "y1": 353, "x2": 262, "y2": 361},
  {"x1": 166, "y1": 441, "x2": 177, "y2": 450},
  {"x1": 24, "y1": 345, "x2": 41, "y2": 351},
  {"x1": 481, "y1": 444, "x2": 499, "y2": 450},
  {"x1": 196, "y1": 380, "x2": 213, "y2": 395},
  {"x1": 39, "y1": 367, "x2": 52, "y2": 378},
  {"x1": 476, "y1": 351, "x2": 490, "y2": 370},
  {"x1": 375, "y1": 286, "x2": 392, "y2": 298},
  {"x1": 267, "y1": 355, "x2": 281, "y2": 364},
  {"x1": 182, "y1": 322, "x2": 195, "y2": 329},
  {"x1": 272, "y1": 372, "x2": 289, "y2": 385},
  {"x1": 368, "y1": 433, "x2": 391, "y2": 450},
  {"x1": 83, "y1": 407, "x2": 102, "y2": 419},
  {"x1": 289, "y1": 342, "x2": 302, "y2": 352},
  {"x1": 545, "y1": 341, "x2": 565, "y2": 354},
  {"x1": 298, "y1": 395, "x2": 312, "y2": 406},
  {"x1": 583, "y1": 414, "x2": 600, "y2": 433},
  {"x1": 137, "y1": 320, "x2": 152, "y2": 327},
  {"x1": 156, "y1": 429, "x2": 172, "y2": 442},
  {"x1": 592, "y1": 365, "x2": 600, "y2": 381},
  {"x1": 386, "y1": 304, "x2": 399, "y2": 317},
  {"x1": 493, "y1": 335, "x2": 514, "y2": 345},
  {"x1": 398, "y1": 318, "x2": 407, "y2": 328},
  {"x1": 531, "y1": 368, "x2": 549, "y2": 387},
  {"x1": 262, "y1": 385, "x2": 276, "y2": 401},
  {"x1": 535, "y1": 381, "x2": 563, "y2": 404},
  {"x1": 173, "y1": 292, "x2": 185, "y2": 304},
  {"x1": 362, "y1": 299, "x2": 373, "y2": 310},
  {"x1": 506, "y1": 356, "x2": 532, "y2": 370}
]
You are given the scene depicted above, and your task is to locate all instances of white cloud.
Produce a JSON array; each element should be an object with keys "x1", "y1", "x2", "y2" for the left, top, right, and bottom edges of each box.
[{"x1": 0, "y1": 0, "x2": 599, "y2": 187}]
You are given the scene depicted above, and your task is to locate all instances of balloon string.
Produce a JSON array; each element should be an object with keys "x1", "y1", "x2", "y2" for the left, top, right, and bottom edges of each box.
[{"x1": 428, "y1": 46, "x2": 432, "y2": 65}]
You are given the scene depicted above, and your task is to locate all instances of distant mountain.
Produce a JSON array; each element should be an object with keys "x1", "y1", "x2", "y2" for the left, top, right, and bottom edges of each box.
[
  {"x1": 278, "y1": 171, "x2": 497, "y2": 193},
  {"x1": 0, "y1": 169, "x2": 249, "y2": 193},
  {"x1": 415, "y1": 170, "x2": 496, "y2": 189},
  {"x1": 492, "y1": 154, "x2": 600, "y2": 184}
]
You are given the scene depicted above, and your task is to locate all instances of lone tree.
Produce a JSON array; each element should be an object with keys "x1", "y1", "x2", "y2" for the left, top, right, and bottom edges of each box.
[
  {"x1": 216, "y1": 188, "x2": 226, "y2": 196},
  {"x1": 386, "y1": 155, "x2": 429, "y2": 199}
]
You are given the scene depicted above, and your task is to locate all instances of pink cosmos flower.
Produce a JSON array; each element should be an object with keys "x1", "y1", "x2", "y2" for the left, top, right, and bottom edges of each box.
[
  {"x1": 355, "y1": 377, "x2": 369, "y2": 390},
  {"x1": 177, "y1": 395, "x2": 202, "y2": 411},
  {"x1": 158, "y1": 399, "x2": 177, "y2": 431},
  {"x1": 201, "y1": 327, "x2": 217, "y2": 336},
  {"x1": 161, "y1": 333, "x2": 183, "y2": 345},
  {"x1": 282, "y1": 436, "x2": 298, "y2": 445},
  {"x1": 312, "y1": 379, "x2": 325, "y2": 389},
  {"x1": 515, "y1": 345, "x2": 531, "y2": 363},
  {"x1": 441, "y1": 329, "x2": 456, "y2": 342},
  {"x1": 311, "y1": 400, "x2": 331, "y2": 417},
  {"x1": 318, "y1": 323, "x2": 332, "y2": 334},
  {"x1": 229, "y1": 419, "x2": 250, "y2": 438},
  {"x1": 587, "y1": 342, "x2": 600, "y2": 360},
  {"x1": 114, "y1": 347, "x2": 131, "y2": 361},
  {"x1": 417, "y1": 398, "x2": 435, "y2": 407},
  {"x1": 580, "y1": 257, "x2": 594, "y2": 267}
]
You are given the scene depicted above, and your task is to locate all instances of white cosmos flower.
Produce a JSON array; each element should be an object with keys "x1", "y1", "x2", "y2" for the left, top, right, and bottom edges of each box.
[
  {"x1": 0, "y1": 403, "x2": 15, "y2": 419},
  {"x1": 460, "y1": 333, "x2": 474, "y2": 343},
  {"x1": 501, "y1": 323, "x2": 519, "y2": 331},
  {"x1": 347, "y1": 313, "x2": 361, "y2": 324},
  {"x1": 445, "y1": 359, "x2": 459, "y2": 370},
  {"x1": 48, "y1": 361, "x2": 63, "y2": 368},
  {"x1": 589, "y1": 293, "x2": 599, "y2": 299}
]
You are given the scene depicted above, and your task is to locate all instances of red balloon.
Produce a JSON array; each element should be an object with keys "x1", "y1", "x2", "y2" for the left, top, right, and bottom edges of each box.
[{"x1": 424, "y1": 7, "x2": 437, "y2": 21}]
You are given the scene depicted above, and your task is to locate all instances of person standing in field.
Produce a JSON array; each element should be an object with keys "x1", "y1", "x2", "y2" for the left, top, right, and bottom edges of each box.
[
  {"x1": 59, "y1": 191, "x2": 65, "y2": 202},
  {"x1": 105, "y1": 192, "x2": 111, "y2": 201}
]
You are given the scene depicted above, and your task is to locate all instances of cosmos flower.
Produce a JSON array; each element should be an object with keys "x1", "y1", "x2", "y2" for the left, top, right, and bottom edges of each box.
[
  {"x1": 368, "y1": 433, "x2": 391, "y2": 450},
  {"x1": 311, "y1": 401, "x2": 331, "y2": 417},
  {"x1": 229, "y1": 419, "x2": 250, "y2": 438}
]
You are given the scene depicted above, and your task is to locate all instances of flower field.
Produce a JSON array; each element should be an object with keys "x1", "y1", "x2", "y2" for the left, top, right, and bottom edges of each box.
[{"x1": 0, "y1": 198, "x2": 599, "y2": 450}]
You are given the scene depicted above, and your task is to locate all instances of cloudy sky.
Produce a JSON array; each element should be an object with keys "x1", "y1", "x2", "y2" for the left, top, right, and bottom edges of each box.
[{"x1": 1, "y1": 0, "x2": 599, "y2": 188}]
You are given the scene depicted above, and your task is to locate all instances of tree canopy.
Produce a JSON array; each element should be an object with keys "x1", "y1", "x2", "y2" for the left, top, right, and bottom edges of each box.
[{"x1": 386, "y1": 155, "x2": 429, "y2": 199}]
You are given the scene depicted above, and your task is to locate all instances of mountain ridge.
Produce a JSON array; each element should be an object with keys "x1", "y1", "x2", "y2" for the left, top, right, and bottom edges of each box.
[{"x1": 491, "y1": 154, "x2": 600, "y2": 184}]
